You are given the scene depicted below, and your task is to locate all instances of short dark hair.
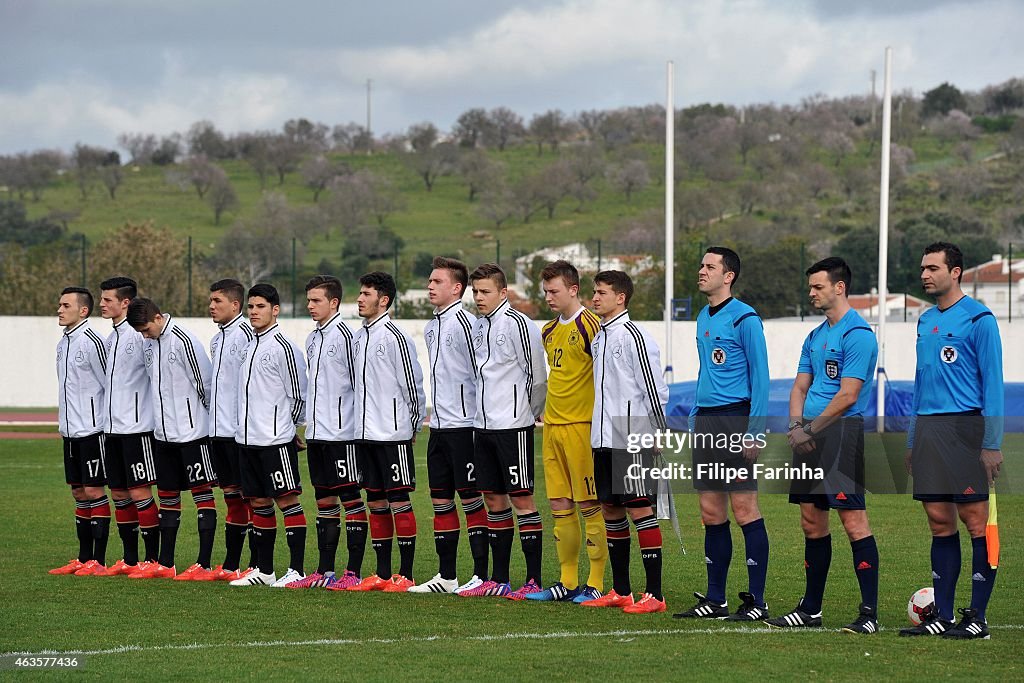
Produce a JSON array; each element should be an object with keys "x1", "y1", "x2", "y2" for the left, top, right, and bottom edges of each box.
[
  {"x1": 61, "y1": 286, "x2": 94, "y2": 316},
  {"x1": 593, "y1": 270, "x2": 634, "y2": 305},
  {"x1": 705, "y1": 247, "x2": 741, "y2": 286},
  {"x1": 99, "y1": 276, "x2": 138, "y2": 302},
  {"x1": 247, "y1": 283, "x2": 280, "y2": 307},
  {"x1": 126, "y1": 297, "x2": 161, "y2": 329},
  {"x1": 359, "y1": 271, "x2": 397, "y2": 309},
  {"x1": 469, "y1": 263, "x2": 507, "y2": 289},
  {"x1": 923, "y1": 241, "x2": 964, "y2": 283},
  {"x1": 431, "y1": 256, "x2": 469, "y2": 295},
  {"x1": 209, "y1": 278, "x2": 245, "y2": 303},
  {"x1": 305, "y1": 274, "x2": 343, "y2": 303},
  {"x1": 540, "y1": 259, "x2": 580, "y2": 288},
  {"x1": 806, "y1": 256, "x2": 852, "y2": 294}
]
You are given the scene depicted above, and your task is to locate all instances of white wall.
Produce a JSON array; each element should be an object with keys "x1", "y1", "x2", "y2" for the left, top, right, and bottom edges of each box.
[{"x1": 5, "y1": 315, "x2": 1023, "y2": 408}]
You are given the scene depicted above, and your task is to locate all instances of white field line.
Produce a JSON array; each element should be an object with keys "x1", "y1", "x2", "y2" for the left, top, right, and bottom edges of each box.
[{"x1": 4, "y1": 624, "x2": 1023, "y2": 658}]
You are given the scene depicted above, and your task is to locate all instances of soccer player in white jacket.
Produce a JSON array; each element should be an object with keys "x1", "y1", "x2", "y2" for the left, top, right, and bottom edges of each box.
[
  {"x1": 206, "y1": 278, "x2": 257, "y2": 582},
  {"x1": 127, "y1": 297, "x2": 216, "y2": 581},
  {"x1": 408, "y1": 257, "x2": 489, "y2": 595},
  {"x1": 459, "y1": 263, "x2": 548, "y2": 600},
  {"x1": 347, "y1": 272, "x2": 426, "y2": 593},
  {"x1": 230, "y1": 284, "x2": 309, "y2": 588},
  {"x1": 582, "y1": 270, "x2": 670, "y2": 615},
  {"x1": 288, "y1": 275, "x2": 368, "y2": 591},
  {"x1": 50, "y1": 287, "x2": 111, "y2": 577},
  {"x1": 96, "y1": 276, "x2": 160, "y2": 576}
]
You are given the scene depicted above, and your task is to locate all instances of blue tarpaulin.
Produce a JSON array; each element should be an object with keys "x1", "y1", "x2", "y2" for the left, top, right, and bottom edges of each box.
[{"x1": 666, "y1": 379, "x2": 1024, "y2": 433}]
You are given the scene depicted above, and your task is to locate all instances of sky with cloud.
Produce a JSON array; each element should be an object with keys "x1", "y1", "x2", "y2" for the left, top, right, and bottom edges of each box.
[{"x1": 1, "y1": 0, "x2": 1021, "y2": 154}]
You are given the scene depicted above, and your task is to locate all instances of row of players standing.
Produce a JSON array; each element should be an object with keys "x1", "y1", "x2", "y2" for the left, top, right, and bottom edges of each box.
[{"x1": 51, "y1": 241, "x2": 1002, "y2": 634}]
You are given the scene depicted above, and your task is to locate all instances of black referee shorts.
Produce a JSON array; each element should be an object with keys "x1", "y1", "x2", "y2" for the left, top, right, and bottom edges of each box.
[
  {"x1": 692, "y1": 401, "x2": 757, "y2": 493},
  {"x1": 788, "y1": 417, "x2": 865, "y2": 510},
  {"x1": 912, "y1": 411, "x2": 989, "y2": 504}
]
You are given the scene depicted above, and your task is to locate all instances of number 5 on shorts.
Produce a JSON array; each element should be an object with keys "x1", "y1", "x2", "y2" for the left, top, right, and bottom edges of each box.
[{"x1": 508, "y1": 464, "x2": 519, "y2": 486}]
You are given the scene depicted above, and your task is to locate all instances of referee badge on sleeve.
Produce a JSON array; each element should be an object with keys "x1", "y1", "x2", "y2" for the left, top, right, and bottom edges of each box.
[
  {"x1": 824, "y1": 359, "x2": 839, "y2": 379},
  {"x1": 941, "y1": 345, "x2": 958, "y2": 363}
]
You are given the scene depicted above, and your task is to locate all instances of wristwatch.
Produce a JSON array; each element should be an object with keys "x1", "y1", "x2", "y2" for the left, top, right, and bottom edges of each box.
[
  {"x1": 802, "y1": 422, "x2": 816, "y2": 437},
  {"x1": 788, "y1": 420, "x2": 802, "y2": 431}
]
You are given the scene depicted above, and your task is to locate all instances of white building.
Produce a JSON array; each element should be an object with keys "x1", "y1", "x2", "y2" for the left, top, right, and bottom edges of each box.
[
  {"x1": 962, "y1": 254, "x2": 1024, "y2": 319},
  {"x1": 848, "y1": 292, "x2": 931, "y2": 322},
  {"x1": 513, "y1": 242, "x2": 655, "y2": 286}
]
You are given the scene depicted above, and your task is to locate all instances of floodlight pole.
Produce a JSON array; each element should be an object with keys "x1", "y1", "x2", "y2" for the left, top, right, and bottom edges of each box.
[
  {"x1": 664, "y1": 61, "x2": 675, "y2": 382},
  {"x1": 876, "y1": 47, "x2": 893, "y2": 433}
]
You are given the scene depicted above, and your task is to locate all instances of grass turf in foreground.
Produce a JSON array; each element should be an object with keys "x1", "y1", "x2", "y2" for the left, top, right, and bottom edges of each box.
[{"x1": 1, "y1": 435, "x2": 1021, "y2": 681}]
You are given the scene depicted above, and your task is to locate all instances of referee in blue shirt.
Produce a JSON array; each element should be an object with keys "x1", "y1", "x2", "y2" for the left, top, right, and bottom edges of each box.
[
  {"x1": 766, "y1": 257, "x2": 880, "y2": 634},
  {"x1": 673, "y1": 247, "x2": 771, "y2": 622},
  {"x1": 900, "y1": 242, "x2": 1003, "y2": 640}
]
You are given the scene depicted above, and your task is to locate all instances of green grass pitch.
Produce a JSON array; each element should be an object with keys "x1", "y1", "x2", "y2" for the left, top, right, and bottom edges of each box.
[{"x1": 2, "y1": 433, "x2": 1021, "y2": 681}]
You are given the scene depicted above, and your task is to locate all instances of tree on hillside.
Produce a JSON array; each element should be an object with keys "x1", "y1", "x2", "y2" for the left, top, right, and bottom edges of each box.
[
  {"x1": 407, "y1": 122, "x2": 440, "y2": 152},
  {"x1": 483, "y1": 107, "x2": 525, "y2": 151},
  {"x1": 283, "y1": 118, "x2": 329, "y2": 153},
  {"x1": 301, "y1": 155, "x2": 350, "y2": 202},
  {"x1": 169, "y1": 155, "x2": 220, "y2": 198},
  {"x1": 267, "y1": 134, "x2": 304, "y2": 185},
  {"x1": 97, "y1": 164, "x2": 123, "y2": 199},
  {"x1": 478, "y1": 186, "x2": 516, "y2": 228},
  {"x1": 206, "y1": 169, "x2": 238, "y2": 225},
  {"x1": 0, "y1": 200, "x2": 64, "y2": 246},
  {"x1": 453, "y1": 108, "x2": 493, "y2": 148},
  {"x1": 118, "y1": 133, "x2": 158, "y2": 166},
  {"x1": 822, "y1": 130, "x2": 855, "y2": 167},
  {"x1": 89, "y1": 221, "x2": 210, "y2": 312},
  {"x1": 563, "y1": 144, "x2": 606, "y2": 211},
  {"x1": 72, "y1": 143, "x2": 112, "y2": 199},
  {"x1": 234, "y1": 132, "x2": 275, "y2": 188},
  {"x1": 212, "y1": 193, "x2": 306, "y2": 285},
  {"x1": 323, "y1": 170, "x2": 404, "y2": 234},
  {"x1": 152, "y1": 134, "x2": 182, "y2": 165},
  {"x1": 605, "y1": 159, "x2": 650, "y2": 201},
  {"x1": 404, "y1": 140, "x2": 457, "y2": 192},
  {"x1": 331, "y1": 123, "x2": 373, "y2": 153},
  {"x1": 529, "y1": 110, "x2": 573, "y2": 155},
  {"x1": 0, "y1": 241, "x2": 80, "y2": 314},
  {"x1": 187, "y1": 120, "x2": 233, "y2": 159},
  {"x1": 922, "y1": 82, "x2": 967, "y2": 119},
  {"x1": 456, "y1": 149, "x2": 504, "y2": 201},
  {"x1": 0, "y1": 151, "x2": 63, "y2": 201}
]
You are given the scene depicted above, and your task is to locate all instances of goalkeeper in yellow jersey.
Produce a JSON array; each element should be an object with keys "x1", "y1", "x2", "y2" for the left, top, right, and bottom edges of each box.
[{"x1": 526, "y1": 260, "x2": 608, "y2": 603}]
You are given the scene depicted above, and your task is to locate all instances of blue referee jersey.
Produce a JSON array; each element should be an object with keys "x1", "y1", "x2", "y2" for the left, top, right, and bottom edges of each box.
[
  {"x1": 908, "y1": 296, "x2": 1003, "y2": 450},
  {"x1": 690, "y1": 297, "x2": 769, "y2": 436},
  {"x1": 798, "y1": 308, "x2": 877, "y2": 417}
]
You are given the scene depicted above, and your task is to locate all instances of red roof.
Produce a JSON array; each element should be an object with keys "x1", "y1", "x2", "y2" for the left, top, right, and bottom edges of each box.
[
  {"x1": 848, "y1": 293, "x2": 928, "y2": 310},
  {"x1": 962, "y1": 258, "x2": 1024, "y2": 284}
]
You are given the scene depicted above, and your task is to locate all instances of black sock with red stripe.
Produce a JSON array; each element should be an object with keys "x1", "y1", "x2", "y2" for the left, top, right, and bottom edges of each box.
[
  {"x1": 369, "y1": 506, "x2": 394, "y2": 578},
  {"x1": 462, "y1": 496, "x2": 489, "y2": 579},
  {"x1": 433, "y1": 501, "x2": 460, "y2": 580},
  {"x1": 222, "y1": 490, "x2": 248, "y2": 572},
  {"x1": 281, "y1": 502, "x2": 307, "y2": 573},
  {"x1": 392, "y1": 501, "x2": 417, "y2": 580},
  {"x1": 157, "y1": 491, "x2": 181, "y2": 568},
  {"x1": 75, "y1": 499, "x2": 92, "y2": 563},
  {"x1": 90, "y1": 496, "x2": 111, "y2": 565},
  {"x1": 487, "y1": 507, "x2": 515, "y2": 584},
  {"x1": 193, "y1": 487, "x2": 217, "y2": 569},
  {"x1": 342, "y1": 496, "x2": 368, "y2": 575},
  {"x1": 114, "y1": 495, "x2": 140, "y2": 565},
  {"x1": 134, "y1": 496, "x2": 160, "y2": 562},
  {"x1": 315, "y1": 501, "x2": 341, "y2": 574},
  {"x1": 517, "y1": 510, "x2": 543, "y2": 585},
  {"x1": 605, "y1": 516, "x2": 632, "y2": 596},
  {"x1": 251, "y1": 504, "x2": 277, "y2": 575},
  {"x1": 634, "y1": 514, "x2": 663, "y2": 600}
]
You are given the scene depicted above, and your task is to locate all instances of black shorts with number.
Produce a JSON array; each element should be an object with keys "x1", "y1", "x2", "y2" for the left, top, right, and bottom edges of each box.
[
  {"x1": 692, "y1": 401, "x2": 757, "y2": 492},
  {"x1": 912, "y1": 410, "x2": 988, "y2": 504},
  {"x1": 427, "y1": 428, "x2": 478, "y2": 498},
  {"x1": 105, "y1": 432, "x2": 157, "y2": 490},
  {"x1": 307, "y1": 440, "x2": 361, "y2": 498},
  {"x1": 154, "y1": 438, "x2": 217, "y2": 492},
  {"x1": 240, "y1": 440, "x2": 302, "y2": 499},
  {"x1": 593, "y1": 447, "x2": 654, "y2": 507},
  {"x1": 357, "y1": 441, "x2": 415, "y2": 494},
  {"x1": 209, "y1": 438, "x2": 243, "y2": 489},
  {"x1": 788, "y1": 417, "x2": 866, "y2": 510},
  {"x1": 63, "y1": 433, "x2": 107, "y2": 487},
  {"x1": 475, "y1": 426, "x2": 534, "y2": 496}
]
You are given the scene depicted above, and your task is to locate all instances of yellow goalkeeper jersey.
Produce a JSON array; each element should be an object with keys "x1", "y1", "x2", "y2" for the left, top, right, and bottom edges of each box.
[{"x1": 542, "y1": 306, "x2": 600, "y2": 425}]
